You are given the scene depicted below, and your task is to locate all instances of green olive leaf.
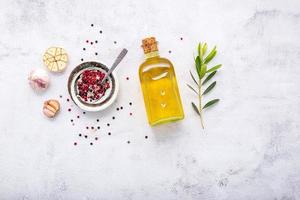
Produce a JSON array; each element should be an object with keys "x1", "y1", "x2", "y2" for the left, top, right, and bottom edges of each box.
[
  {"x1": 203, "y1": 81, "x2": 216, "y2": 95},
  {"x1": 191, "y1": 102, "x2": 200, "y2": 115},
  {"x1": 203, "y1": 71, "x2": 217, "y2": 85},
  {"x1": 200, "y1": 64, "x2": 207, "y2": 79},
  {"x1": 189, "y1": 70, "x2": 198, "y2": 85},
  {"x1": 203, "y1": 99, "x2": 220, "y2": 109},
  {"x1": 202, "y1": 43, "x2": 207, "y2": 56},
  {"x1": 204, "y1": 46, "x2": 217, "y2": 64},
  {"x1": 198, "y1": 42, "x2": 202, "y2": 60},
  {"x1": 195, "y1": 56, "x2": 201, "y2": 78},
  {"x1": 206, "y1": 64, "x2": 222, "y2": 74},
  {"x1": 187, "y1": 84, "x2": 198, "y2": 95}
]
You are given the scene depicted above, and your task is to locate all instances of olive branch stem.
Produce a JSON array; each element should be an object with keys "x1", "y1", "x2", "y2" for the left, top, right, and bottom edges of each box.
[
  {"x1": 198, "y1": 78, "x2": 204, "y2": 129},
  {"x1": 188, "y1": 42, "x2": 222, "y2": 129}
]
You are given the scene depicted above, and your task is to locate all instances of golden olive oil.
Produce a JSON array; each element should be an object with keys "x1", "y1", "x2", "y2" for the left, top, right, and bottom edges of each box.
[{"x1": 139, "y1": 37, "x2": 184, "y2": 126}]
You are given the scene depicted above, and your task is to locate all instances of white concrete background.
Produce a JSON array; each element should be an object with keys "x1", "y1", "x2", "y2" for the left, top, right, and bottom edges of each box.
[{"x1": 0, "y1": 0, "x2": 300, "y2": 199}]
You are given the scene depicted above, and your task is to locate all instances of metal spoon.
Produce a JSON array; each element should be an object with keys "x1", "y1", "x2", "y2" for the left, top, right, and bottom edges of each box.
[{"x1": 101, "y1": 48, "x2": 128, "y2": 84}]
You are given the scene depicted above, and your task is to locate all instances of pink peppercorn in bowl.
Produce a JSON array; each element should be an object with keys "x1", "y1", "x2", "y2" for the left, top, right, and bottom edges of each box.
[{"x1": 68, "y1": 61, "x2": 119, "y2": 112}]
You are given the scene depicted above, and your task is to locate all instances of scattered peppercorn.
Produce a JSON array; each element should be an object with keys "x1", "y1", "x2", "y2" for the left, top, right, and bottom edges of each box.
[
  {"x1": 129, "y1": 102, "x2": 132, "y2": 106},
  {"x1": 107, "y1": 123, "x2": 110, "y2": 127},
  {"x1": 112, "y1": 116, "x2": 115, "y2": 120},
  {"x1": 86, "y1": 126, "x2": 89, "y2": 129},
  {"x1": 99, "y1": 30, "x2": 102, "y2": 34},
  {"x1": 77, "y1": 116, "x2": 80, "y2": 119},
  {"x1": 68, "y1": 108, "x2": 71, "y2": 112},
  {"x1": 97, "y1": 119, "x2": 99, "y2": 122},
  {"x1": 83, "y1": 112, "x2": 86, "y2": 114},
  {"x1": 90, "y1": 142, "x2": 93, "y2": 145},
  {"x1": 95, "y1": 40, "x2": 98, "y2": 43},
  {"x1": 91, "y1": 24, "x2": 94, "y2": 27},
  {"x1": 95, "y1": 52, "x2": 98, "y2": 55},
  {"x1": 97, "y1": 126, "x2": 100, "y2": 129},
  {"x1": 126, "y1": 77, "x2": 129, "y2": 80},
  {"x1": 95, "y1": 137, "x2": 98, "y2": 140},
  {"x1": 127, "y1": 141, "x2": 130, "y2": 144},
  {"x1": 120, "y1": 106, "x2": 123, "y2": 110},
  {"x1": 79, "y1": 134, "x2": 82, "y2": 137},
  {"x1": 91, "y1": 127, "x2": 94, "y2": 130},
  {"x1": 116, "y1": 108, "x2": 119, "y2": 111},
  {"x1": 67, "y1": 98, "x2": 70, "y2": 102},
  {"x1": 108, "y1": 132, "x2": 111, "y2": 135},
  {"x1": 74, "y1": 142, "x2": 77, "y2": 146},
  {"x1": 71, "y1": 119, "x2": 73, "y2": 122},
  {"x1": 169, "y1": 50, "x2": 172, "y2": 53},
  {"x1": 83, "y1": 48, "x2": 86, "y2": 51},
  {"x1": 85, "y1": 135, "x2": 88, "y2": 138},
  {"x1": 145, "y1": 136, "x2": 148, "y2": 139}
]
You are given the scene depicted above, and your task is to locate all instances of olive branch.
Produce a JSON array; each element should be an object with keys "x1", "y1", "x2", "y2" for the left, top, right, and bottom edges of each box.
[{"x1": 187, "y1": 42, "x2": 222, "y2": 129}]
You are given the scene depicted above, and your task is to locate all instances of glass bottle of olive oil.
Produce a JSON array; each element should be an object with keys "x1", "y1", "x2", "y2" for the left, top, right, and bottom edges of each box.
[{"x1": 139, "y1": 37, "x2": 184, "y2": 126}]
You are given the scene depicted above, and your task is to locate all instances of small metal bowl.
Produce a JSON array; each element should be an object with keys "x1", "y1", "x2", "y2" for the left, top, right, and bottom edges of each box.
[{"x1": 67, "y1": 61, "x2": 119, "y2": 112}]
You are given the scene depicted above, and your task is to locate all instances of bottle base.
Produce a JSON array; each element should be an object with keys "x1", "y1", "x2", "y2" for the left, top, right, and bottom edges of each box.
[{"x1": 149, "y1": 115, "x2": 184, "y2": 126}]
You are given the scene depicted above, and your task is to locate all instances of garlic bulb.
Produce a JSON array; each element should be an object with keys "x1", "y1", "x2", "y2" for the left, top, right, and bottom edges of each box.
[
  {"x1": 28, "y1": 69, "x2": 50, "y2": 91},
  {"x1": 43, "y1": 47, "x2": 68, "y2": 72}
]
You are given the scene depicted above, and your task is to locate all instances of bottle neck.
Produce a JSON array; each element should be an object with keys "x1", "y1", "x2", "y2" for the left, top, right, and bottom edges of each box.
[{"x1": 145, "y1": 51, "x2": 159, "y2": 59}]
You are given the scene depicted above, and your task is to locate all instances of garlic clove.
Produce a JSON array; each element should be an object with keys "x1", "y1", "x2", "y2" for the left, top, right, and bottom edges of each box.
[
  {"x1": 44, "y1": 104, "x2": 56, "y2": 113},
  {"x1": 48, "y1": 100, "x2": 60, "y2": 111},
  {"x1": 43, "y1": 108, "x2": 55, "y2": 118},
  {"x1": 43, "y1": 99, "x2": 60, "y2": 118}
]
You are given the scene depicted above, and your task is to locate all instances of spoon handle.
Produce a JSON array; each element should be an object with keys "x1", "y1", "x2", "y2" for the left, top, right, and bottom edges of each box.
[{"x1": 101, "y1": 48, "x2": 128, "y2": 84}]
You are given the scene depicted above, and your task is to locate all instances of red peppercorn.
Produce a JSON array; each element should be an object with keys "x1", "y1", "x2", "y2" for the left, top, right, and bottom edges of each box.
[{"x1": 77, "y1": 69, "x2": 109, "y2": 102}]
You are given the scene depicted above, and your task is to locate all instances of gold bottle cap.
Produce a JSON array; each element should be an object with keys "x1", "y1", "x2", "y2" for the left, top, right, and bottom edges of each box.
[{"x1": 141, "y1": 37, "x2": 158, "y2": 54}]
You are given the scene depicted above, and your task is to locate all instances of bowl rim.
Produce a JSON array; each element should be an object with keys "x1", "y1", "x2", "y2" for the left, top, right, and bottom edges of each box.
[{"x1": 67, "y1": 61, "x2": 119, "y2": 112}]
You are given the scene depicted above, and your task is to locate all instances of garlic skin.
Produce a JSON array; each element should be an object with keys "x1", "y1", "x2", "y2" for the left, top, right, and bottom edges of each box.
[{"x1": 28, "y1": 69, "x2": 50, "y2": 91}]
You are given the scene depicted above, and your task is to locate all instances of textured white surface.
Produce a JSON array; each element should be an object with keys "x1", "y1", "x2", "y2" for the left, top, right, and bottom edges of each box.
[{"x1": 0, "y1": 0, "x2": 300, "y2": 199}]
